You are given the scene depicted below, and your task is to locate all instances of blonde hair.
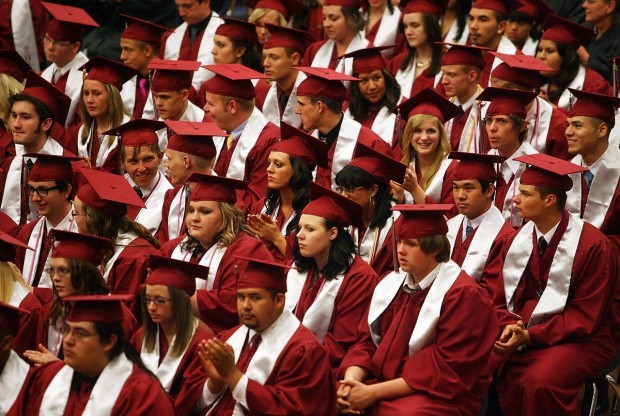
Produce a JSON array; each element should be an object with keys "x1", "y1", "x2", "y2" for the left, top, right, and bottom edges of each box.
[
  {"x1": 0, "y1": 262, "x2": 29, "y2": 303},
  {"x1": 79, "y1": 82, "x2": 127, "y2": 149},
  {"x1": 401, "y1": 114, "x2": 451, "y2": 190},
  {"x1": 0, "y1": 74, "x2": 24, "y2": 126},
  {"x1": 248, "y1": 8, "x2": 287, "y2": 26}
]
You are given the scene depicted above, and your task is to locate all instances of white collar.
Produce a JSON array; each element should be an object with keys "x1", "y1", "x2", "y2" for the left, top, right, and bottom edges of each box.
[
  {"x1": 534, "y1": 217, "x2": 561, "y2": 244},
  {"x1": 404, "y1": 262, "x2": 441, "y2": 292},
  {"x1": 125, "y1": 171, "x2": 161, "y2": 198},
  {"x1": 581, "y1": 149, "x2": 607, "y2": 176},
  {"x1": 44, "y1": 203, "x2": 74, "y2": 230},
  {"x1": 453, "y1": 85, "x2": 482, "y2": 112},
  {"x1": 504, "y1": 141, "x2": 532, "y2": 174},
  {"x1": 462, "y1": 205, "x2": 491, "y2": 231}
]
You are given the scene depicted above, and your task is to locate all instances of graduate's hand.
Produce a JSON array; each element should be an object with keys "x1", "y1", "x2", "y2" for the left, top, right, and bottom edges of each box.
[
  {"x1": 402, "y1": 163, "x2": 418, "y2": 194},
  {"x1": 337, "y1": 383, "x2": 364, "y2": 414},
  {"x1": 493, "y1": 320, "x2": 530, "y2": 356},
  {"x1": 23, "y1": 344, "x2": 60, "y2": 367},
  {"x1": 198, "y1": 340, "x2": 226, "y2": 393},
  {"x1": 204, "y1": 338, "x2": 244, "y2": 389},
  {"x1": 246, "y1": 213, "x2": 280, "y2": 242},
  {"x1": 340, "y1": 379, "x2": 376, "y2": 411},
  {"x1": 390, "y1": 181, "x2": 405, "y2": 203}
]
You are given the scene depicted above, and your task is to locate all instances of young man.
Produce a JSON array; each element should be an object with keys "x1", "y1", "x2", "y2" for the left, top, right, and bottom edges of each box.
[
  {"x1": 492, "y1": 153, "x2": 617, "y2": 416},
  {"x1": 105, "y1": 119, "x2": 172, "y2": 236},
  {"x1": 10, "y1": 295, "x2": 176, "y2": 414},
  {"x1": 39, "y1": 3, "x2": 98, "y2": 128},
  {"x1": 294, "y1": 67, "x2": 393, "y2": 189},
  {"x1": 196, "y1": 255, "x2": 336, "y2": 415},
  {"x1": 0, "y1": 302, "x2": 30, "y2": 415},
  {"x1": 489, "y1": 52, "x2": 570, "y2": 159},
  {"x1": 160, "y1": 0, "x2": 222, "y2": 90},
  {"x1": 0, "y1": 73, "x2": 73, "y2": 225},
  {"x1": 439, "y1": 43, "x2": 487, "y2": 153},
  {"x1": 447, "y1": 152, "x2": 513, "y2": 297},
  {"x1": 255, "y1": 24, "x2": 314, "y2": 127},
  {"x1": 467, "y1": 0, "x2": 517, "y2": 87},
  {"x1": 479, "y1": 87, "x2": 538, "y2": 227},
  {"x1": 505, "y1": 0, "x2": 549, "y2": 56},
  {"x1": 119, "y1": 14, "x2": 172, "y2": 120},
  {"x1": 338, "y1": 205, "x2": 497, "y2": 414},
  {"x1": 203, "y1": 64, "x2": 278, "y2": 209}
]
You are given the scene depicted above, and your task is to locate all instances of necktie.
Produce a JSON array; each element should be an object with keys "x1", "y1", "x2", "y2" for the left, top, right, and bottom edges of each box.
[
  {"x1": 465, "y1": 223, "x2": 474, "y2": 238},
  {"x1": 237, "y1": 333, "x2": 261, "y2": 373},
  {"x1": 538, "y1": 236, "x2": 548, "y2": 257},
  {"x1": 52, "y1": 68, "x2": 62, "y2": 83},
  {"x1": 133, "y1": 186, "x2": 143, "y2": 198},
  {"x1": 226, "y1": 133, "x2": 234, "y2": 150},
  {"x1": 584, "y1": 170, "x2": 594, "y2": 190}
]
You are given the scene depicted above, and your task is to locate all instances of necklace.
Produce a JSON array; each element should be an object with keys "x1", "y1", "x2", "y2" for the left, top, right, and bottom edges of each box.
[{"x1": 416, "y1": 60, "x2": 430, "y2": 68}]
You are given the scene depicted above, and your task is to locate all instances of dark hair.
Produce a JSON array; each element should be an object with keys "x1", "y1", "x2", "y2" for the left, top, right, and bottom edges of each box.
[
  {"x1": 452, "y1": 0, "x2": 472, "y2": 43},
  {"x1": 120, "y1": 144, "x2": 161, "y2": 162},
  {"x1": 535, "y1": 186, "x2": 567, "y2": 211},
  {"x1": 545, "y1": 42, "x2": 580, "y2": 104},
  {"x1": 508, "y1": 11, "x2": 541, "y2": 40},
  {"x1": 493, "y1": 11, "x2": 507, "y2": 24},
  {"x1": 292, "y1": 219, "x2": 357, "y2": 280},
  {"x1": 419, "y1": 234, "x2": 451, "y2": 262},
  {"x1": 94, "y1": 321, "x2": 155, "y2": 375},
  {"x1": 55, "y1": 180, "x2": 75, "y2": 200},
  {"x1": 265, "y1": 156, "x2": 312, "y2": 235},
  {"x1": 341, "y1": 6, "x2": 365, "y2": 33},
  {"x1": 310, "y1": 96, "x2": 342, "y2": 113},
  {"x1": 400, "y1": 13, "x2": 443, "y2": 76},
  {"x1": 231, "y1": 38, "x2": 263, "y2": 72},
  {"x1": 335, "y1": 165, "x2": 393, "y2": 229},
  {"x1": 478, "y1": 179, "x2": 495, "y2": 201},
  {"x1": 348, "y1": 69, "x2": 401, "y2": 120}
]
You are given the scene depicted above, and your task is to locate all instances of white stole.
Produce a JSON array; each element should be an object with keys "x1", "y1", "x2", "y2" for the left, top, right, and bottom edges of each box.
[
  {"x1": 446, "y1": 206, "x2": 505, "y2": 281},
  {"x1": 11, "y1": 0, "x2": 39, "y2": 72},
  {"x1": 103, "y1": 232, "x2": 139, "y2": 282},
  {"x1": 442, "y1": 20, "x2": 469, "y2": 45},
  {"x1": 128, "y1": 172, "x2": 173, "y2": 235},
  {"x1": 9, "y1": 280, "x2": 31, "y2": 309},
  {"x1": 355, "y1": 211, "x2": 398, "y2": 264},
  {"x1": 39, "y1": 353, "x2": 134, "y2": 416},
  {"x1": 367, "y1": 7, "x2": 401, "y2": 59},
  {"x1": 555, "y1": 65, "x2": 586, "y2": 111},
  {"x1": 310, "y1": 36, "x2": 370, "y2": 77},
  {"x1": 171, "y1": 238, "x2": 227, "y2": 290},
  {"x1": 425, "y1": 158, "x2": 451, "y2": 203},
  {"x1": 163, "y1": 13, "x2": 221, "y2": 90},
  {"x1": 205, "y1": 310, "x2": 300, "y2": 416},
  {"x1": 367, "y1": 270, "x2": 406, "y2": 345},
  {"x1": 120, "y1": 76, "x2": 156, "y2": 120},
  {"x1": 521, "y1": 36, "x2": 539, "y2": 57},
  {"x1": 491, "y1": 37, "x2": 518, "y2": 75},
  {"x1": 261, "y1": 72, "x2": 306, "y2": 127},
  {"x1": 285, "y1": 264, "x2": 348, "y2": 342},
  {"x1": 225, "y1": 108, "x2": 268, "y2": 180},
  {"x1": 444, "y1": 86, "x2": 484, "y2": 153},
  {"x1": 141, "y1": 321, "x2": 198, "y2": 392},
  {"x1": 395, "y1": 58, "x2": 416, "y2": 99},
  {"x1": 166, "y1": 186, "x2": 187, "y2": 240},
  {"x1": 566, "y1": 148, "x2": 620, "y2": 228},
  {"x1": 0, "y1": 350, "x2": 29, "y2": 414},
  {"x1": 77, "y1": 115, "x2": 130, "y2": 168},
  {"x1": 344, "y1": 102, "x2": 399, "y2": 146},
  {"x1": 525, "y1": 97, "x2": 552, "y2": 154},
  {"x1": 502, "y1": 214, "x2": 582, "y2": 326}
]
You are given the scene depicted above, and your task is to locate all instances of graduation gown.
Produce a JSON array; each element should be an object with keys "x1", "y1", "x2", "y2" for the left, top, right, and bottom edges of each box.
[
  {"x1": 492, "y1": 212, "x2": 617, "y2": 416},
  {"x1": 9, "y1": 354, "x2": 176, "y2": 416},
  {"x1": 403, "y1": 159, "x2": 459, "y2": 218},
  {"x1": 158, "y1": 232, "x2": 266, "y2": 334},
  {"x1": 525, "y1": 97, "x2": 570, "y2": 160},
  {"x1": 304, "y1": 36, "x2": 370, "y2": 74},
  {"x1": 0, "y1": 123, "x2": 15, "y2": 166},
  {"x1": 248, "y1": 197, "x2": 298, "y2": 263},
  {"x1": 254, "y1": 72, "x2": 306, "y2": 128},
  {"x1": 388, "y1": 52, "x2": 444, "y2": 99},
  {"x1": 363, "y1": 6, "x2": 404, "y2": 59},
  {"x1": 545, "y1": 65, "x2": 612, "y2": 112},
  {"x1": 120, "y1": 75, "x2": 156, "y2": 120},
  {"x1": 131, "y1": 322, "x2": 215, "y2": 415},
  {"x1": 0, "y1": 350, "x2": 30, "y2": 415},
  {"x1": 125, "y1": 171, "x2": 173, "y2": 236},
  {"x1": 352, "y1": 212, "x2": 398, "y2": 279},
  {"x1": 285, "y1": 256, "x2": 379, "y2": 369},
  {"x1": 0, "y1": 0, "x2": 46, "y2": 71},
  {"x1": 8, "y1": 281, "x2": 41, "y2": 355},
  {"x1": 443, "y1": 86, "x2": 485, "y2": 153},
  {"x1": 156, "y1": 184, "x2": 187, "y2": 245}
]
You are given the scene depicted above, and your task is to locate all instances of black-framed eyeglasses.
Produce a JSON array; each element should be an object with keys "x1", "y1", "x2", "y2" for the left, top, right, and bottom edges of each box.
[
  {"x1": 143, "y1": 296, "x2": 172, "y2": 306},
  {"x1": 24, "y1": 184, "x2": 60, "y2": 197}
]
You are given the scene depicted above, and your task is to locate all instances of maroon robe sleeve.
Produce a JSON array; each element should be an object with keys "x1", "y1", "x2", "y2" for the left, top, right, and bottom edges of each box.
[
  {"x1": 253, "y1": 80, "x2": 271, "y2": 111},
  {"x1": 13, "y1": 293, "x2": 42, "y2": 355},
  {"x1": 111, "y1": 366, "x2": 177, "y2": 415},
  {"x1": 155, "y1": 187, "x2": 182, "y2": 245},
  {"x1": 582, "y1": 68, "x2": 613, "y2": 96},
  {"x1": 156, "y1": 235, "x2": 186, "y2": 258},
  {"x1": 387, "y1": 52, "x2": 407, "y2": 76},
  {"x1": 337, "y1": 306, "x2": 377, "y2": 378}
]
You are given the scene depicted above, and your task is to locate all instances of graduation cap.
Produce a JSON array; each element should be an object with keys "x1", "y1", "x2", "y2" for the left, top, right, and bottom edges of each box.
[
  {"x1": 392, "y1": 204, "x2": 453, "y2": 239},
  {"x1": 79, "y1": 56, "x2": 138, "y2": 91},
  {"x1": 120, "y1": 14, "x2": 172, "y2": 48},
  {"x1": 490, "y1": 51, "x2": 552, "y2": 90},
  {"x1": 449, "y1": 152, "x2": 507, "y2": 182},
  {"x1": 438, "y1": 43, "x2": 489, "y2": 70},
  {"x1": 64, "y1": 295, "x2": 132, "y2": 324},
  {"x1": 541, "y1": 14, "x2": 594, "y2": 50},
  {"x1": 515, "y1": 153, "x2": 587, "y2": 192},
  {"x1": 103, "y1": 119, "x2": 166, "y2": 148},
  {"x1": 349, "y1": 142, "x2": 407, "y2": 185},
  {"x1": 148, "y1": 59, "x2": 201, "y2": 93},
  {"x1": 323, "y1": 0, "x2": 361, "y2": 6},
  {"x1": 302, "y1": 182, "x2": 365, "y2": 230},
  {"x1": 187, "y1": 174, "x2": 249, "y2": 204},
  {"x1": 164, "y1": 121, "x2": 224, "y2": 159},
  {"x1": 202, "y1": 64, "x2": 269, "y2": 100},
  {"x1": 0, "y1": 301, "x2": 29, "y2": 335},
  {"x1": 25, "y1": 153, "x2": 83, "y2": 182},
  {"x1": 400, "y1": 0, "x2": 448, "y2": 17},
  {"x1": 392, "y1": 87, "x2": 462, "y2": 122},
  {"x1": 50, "y1": 229, "x2": 114, "y2": 266},
  {"x1": 513, "y1": 0, "x2": 552, "y2": 22},
  {"x1": 339, "y1": 46, "x2": 394, "y2": 75},
  {"x1": 76, "y1": 169, "x2": 146, "y2": 217},
  {"x1": 246, "y1": 0, "x2": 305, "y2": 20},
  {"x1": 0, "y1": 49, "x2": 31, "y2": 81},
  {"x1": 234, "y1": 254, "x2": 292, "y2": 293},
  {"x1": 22, "y1": 71, "x2": 71, "y2": 126},
  {"x1": 146, "y1": 255, "x2": 208, "y2": 296},
  {"x1": 215, "y1": 17, "x2": 259, "y2": 45},
  {"x1": 272, "y1": 122, "x2": 329, "y2": 170},
  {"x1": 263, "y1": 24, "x2": 315, "y2": 53},
  {"x1": 477, "y1": 87, "x2": 537, "y2": 119},
  {"x1": 295, "y1": 67, "x2": 359, "y2": 102},
  {"x1": 41, "y1": 2, "x2": 99, "y2": 43},
  {"x1": 567, "y1": 89, "x2": 620, "y2": 129},
  {"x1": 0, "y1": 231, "x2": 32, "y2": 262},
  {"x1": 470, "y1": 0, "x2": 518, "y2": 16}
]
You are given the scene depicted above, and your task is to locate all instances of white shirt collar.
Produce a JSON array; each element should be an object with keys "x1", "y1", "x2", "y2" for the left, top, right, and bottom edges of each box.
[
  {"x1": 403, "y1": 262, "x2": 441, "y2": 293},
  {"x1": 454, "y1": 84, "x2": 483, "y2": 112},
  {"x1": 534, "y1": 218, "x2": 561, "y2": 245}
]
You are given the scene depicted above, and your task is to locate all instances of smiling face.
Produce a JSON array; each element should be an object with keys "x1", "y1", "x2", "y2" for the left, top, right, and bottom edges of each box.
[
  {"x1": 357, "y1": 70, "x2": 387, "y2": 104},
  {"x1": 295, "y1": 96, "x2": 322, "y2": 131},
  {"x1": 410, "y1": 118, "x2": 441, "y2": 157},
  {"x1": 27, "y1": 179, "x2": 71, "y2": 219},
  {"x1": 121, "y1": 146, "x2": 163, "y2": 189},
  {"x1": 565, "y1": 115, "x2": 606, "y2": 157}
]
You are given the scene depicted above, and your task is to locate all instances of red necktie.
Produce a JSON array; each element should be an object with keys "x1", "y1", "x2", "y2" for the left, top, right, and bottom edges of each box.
[{"x1": 236, "y1": 333, "x2": 261, "y2": 373}]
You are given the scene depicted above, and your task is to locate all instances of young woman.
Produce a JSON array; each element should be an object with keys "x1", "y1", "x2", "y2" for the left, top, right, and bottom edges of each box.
[
  {"x1": 132, "y1": 255, "x2": 215, "y2": 415},
  {"x1": 391, "y1": 87, "x2": 461, "y2": 218},
  {"x1": 343, "y1": 46, "x2": 405, "y2": 157},
  {"x1": 388, "y1": 0, "x2": 445, "y2": 98},
  {"x1": 212, "y1": 17, "x2": 262, "y2": 72},
  {"x1": 0, "y1": 232, "x2": 41, "y2": 355},
  {"x1": 23, "y1": 230, "x2": 138, "y2": 367},
  {"x1": 66, "y1": 56, "x2": 136, "y2": 174},
  {"x1": 304, "y1": 0, "x2": 368, "y2": 75},
  {"x1": 157, "y1": 174, "x2": 267, "y2": 335},
  {"x1": 335, "y1": 143, "x2": 406, "y2": 277},
  {"x1": 285, "y1": 183, "x2": 379, "y2": 370},
  {"x1": 247, "y1": 0, "x2": 302, "y2": 46},
  {"x1": 362, "y1": 0, "x2": 404, "y2": 59},
  {"x1": 247, "y1": 122, "x2": 327, "y2": 261},
  {"x1": 537, "y1": 14, "x2": 612, "y2": 111}
]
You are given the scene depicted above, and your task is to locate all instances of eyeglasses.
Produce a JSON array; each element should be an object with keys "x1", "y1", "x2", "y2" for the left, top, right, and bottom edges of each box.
[
  {"x1": 43, "y1": 35, "x2": 74, "y2": 48},
  {"x1": 144, "y1": 296, "x2": 172, "y2": 306},
  {"x1": 62, "y1": 324, "x2": 97, "y2": 341},
  {"x1": 24, "y1": 184, "x2": 60, "y2": 197},
  {"x1": 45, "y1": 267, "x2": 71, "y2": 278},
  {"x1": 335, "y1": 186, "x2": 364, "y2": 196}
]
